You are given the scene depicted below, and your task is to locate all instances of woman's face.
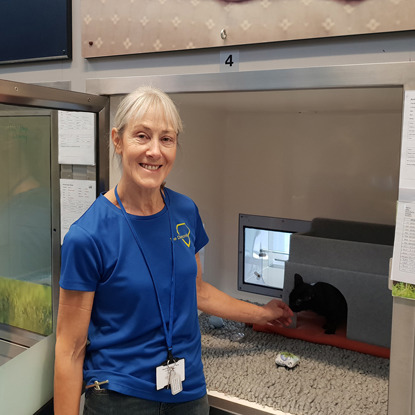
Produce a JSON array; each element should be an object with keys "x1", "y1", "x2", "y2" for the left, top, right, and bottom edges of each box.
[{"x1": 113, "y1": 106, "x2": 177, "y2": 193}]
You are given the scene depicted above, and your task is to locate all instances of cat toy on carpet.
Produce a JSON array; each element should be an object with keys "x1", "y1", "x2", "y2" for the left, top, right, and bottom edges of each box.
[{"x1": 275, "y1": 352, "x2": 300, "y2": 369}]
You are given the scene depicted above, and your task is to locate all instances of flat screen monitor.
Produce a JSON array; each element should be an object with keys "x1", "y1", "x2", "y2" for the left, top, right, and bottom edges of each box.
[{"x1": 238, "y1": 214, "x2": 311, "y2": 298}]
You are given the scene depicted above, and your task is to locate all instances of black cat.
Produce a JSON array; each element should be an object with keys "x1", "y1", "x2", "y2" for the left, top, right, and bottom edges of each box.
[{"x1": 289, "y1": 273, "x2": 347, "y2": 335}]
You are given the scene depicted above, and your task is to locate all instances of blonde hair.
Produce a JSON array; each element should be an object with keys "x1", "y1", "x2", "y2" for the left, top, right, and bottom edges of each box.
[{"x1": 113, "y1": 85, "x2": 183, "y2": 138}]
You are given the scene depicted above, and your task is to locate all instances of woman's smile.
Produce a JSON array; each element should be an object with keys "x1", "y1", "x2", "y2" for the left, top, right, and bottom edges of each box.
[{"x1": 140, "y1": 163, "x2": 161, "y2": 171}]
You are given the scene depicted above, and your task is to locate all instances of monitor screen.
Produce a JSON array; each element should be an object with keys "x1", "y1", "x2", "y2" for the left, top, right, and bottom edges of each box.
[{"x1": 238, "y1": 214, "x2": 311, "y2": 298}]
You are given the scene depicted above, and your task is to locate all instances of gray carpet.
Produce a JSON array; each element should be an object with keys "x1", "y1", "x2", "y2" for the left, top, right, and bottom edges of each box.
[{"x1": 200, "y1": 313, "x2": 389, "y2": 415}]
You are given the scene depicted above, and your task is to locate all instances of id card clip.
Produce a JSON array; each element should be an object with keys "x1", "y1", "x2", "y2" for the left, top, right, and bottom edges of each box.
[{"x1": 85, "y1": 380, "x2": 109, "y2": 391}]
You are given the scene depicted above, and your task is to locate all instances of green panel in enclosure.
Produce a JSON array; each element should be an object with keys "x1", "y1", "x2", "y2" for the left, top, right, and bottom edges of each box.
[{"x1": 0, "y1": 277, "x2": 52, "y2": 336}]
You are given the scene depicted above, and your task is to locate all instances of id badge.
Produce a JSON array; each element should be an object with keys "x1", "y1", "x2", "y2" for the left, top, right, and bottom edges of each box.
[{"x1": 156, "y1": 358, "x2": 185, "y2": 393}]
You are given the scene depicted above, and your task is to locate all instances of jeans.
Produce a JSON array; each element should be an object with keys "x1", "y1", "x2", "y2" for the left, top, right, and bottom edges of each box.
[{"x1": 83, "y1": 389, "x2": 210, "y2": 415}]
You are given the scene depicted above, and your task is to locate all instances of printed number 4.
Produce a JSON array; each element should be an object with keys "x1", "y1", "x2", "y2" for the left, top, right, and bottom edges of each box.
[
  {"x1": 220, "y1": 50, "x2": 238, "y2": 72},
  {"x1": 225, "y1": 54, "x2": 234, "y2": 67}
]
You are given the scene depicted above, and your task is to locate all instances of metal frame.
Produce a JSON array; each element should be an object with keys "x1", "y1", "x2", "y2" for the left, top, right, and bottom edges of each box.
[
  {"x1": 86, "y1": 62, "x2": 415, "y2": 95},
  {"x1": 208, "y1": 393, "x2": 281, "y2": 415},
  {"x1": 86, "y1": 63, "x2": 415, "y2": 415},
  {"x1": 237, "y1": 214, "x2": 311, "y2": 299},
  {"x1": 0, "y1": 79, "x2": 109, "y2": 350},
  {"x1": 0, "y1": 80, "x2": 110, "y2": 196}
]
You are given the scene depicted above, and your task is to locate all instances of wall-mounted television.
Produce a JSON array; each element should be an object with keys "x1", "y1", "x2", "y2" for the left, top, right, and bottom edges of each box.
[
  {"x1": 0, "y1": 0, "x2": 72, "y2": 64},
  {"x1": 238, "y1": 214, "x2": 311, "y2": 298}
]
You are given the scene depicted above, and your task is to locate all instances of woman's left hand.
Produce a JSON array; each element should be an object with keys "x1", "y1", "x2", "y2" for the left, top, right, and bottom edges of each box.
[{"x1": 259, "y1": 299, "x2": 294, "y2": 327}]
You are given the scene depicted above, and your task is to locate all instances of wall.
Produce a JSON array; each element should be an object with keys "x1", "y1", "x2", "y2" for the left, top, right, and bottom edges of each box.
[
  {"x1": 162, "y1": 104, "x2": 401, "y2": 299},
  {"x1": 0, "y1": 3, "x2": 411, "y2": 301},
  {"x1": 0, "y1": 4, "x2": 414, "y2": 414},
  {"x1": 0, "y1": 1, "x2": 414, "y2": 92},
  {"x1": 167, "y1": 104, "x2": 226, "y2": 283},
  {"x1": 106, "y1": 84, "x2": 403, "y2": 303},
  {"x1": 104, "y1": 84, "x2": 405, "y2": 307},
  {"x1": 107, "y1": 94, "x2": 402, "y2": 303}
]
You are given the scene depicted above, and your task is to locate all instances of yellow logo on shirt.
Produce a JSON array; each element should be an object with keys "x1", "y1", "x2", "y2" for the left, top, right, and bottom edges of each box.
[{"x1": 175, "y1": 223, "x2": 191, "y2": 247}]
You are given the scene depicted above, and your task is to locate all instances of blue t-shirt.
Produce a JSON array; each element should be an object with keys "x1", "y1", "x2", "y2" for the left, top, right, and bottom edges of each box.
[{"x1": 59, "y1": 188, "x2": 209, "y2": 403}]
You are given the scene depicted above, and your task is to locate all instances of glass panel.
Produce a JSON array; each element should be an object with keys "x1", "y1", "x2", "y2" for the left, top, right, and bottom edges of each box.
[
  {"x1": 243, "y1": 227, "x2": 292, "y2": 290},
  {"x1": 0, "y1": 113, "x2": 52, "y2": 336}
]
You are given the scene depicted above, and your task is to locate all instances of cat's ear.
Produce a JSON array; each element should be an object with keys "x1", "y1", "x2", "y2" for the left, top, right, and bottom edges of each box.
[{"x1": 294, "y1": 273, "x2": 303, "y2": 286}]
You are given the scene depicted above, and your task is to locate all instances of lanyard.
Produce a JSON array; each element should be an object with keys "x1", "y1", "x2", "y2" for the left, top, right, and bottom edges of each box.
[{"x1": 114, "y1": 185, "x2": 176, "y2": 359}]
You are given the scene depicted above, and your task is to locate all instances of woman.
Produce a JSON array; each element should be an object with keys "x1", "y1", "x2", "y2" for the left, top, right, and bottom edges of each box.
[{"x1": 54, "y1": 86, "x2": 293, "y2": 415}]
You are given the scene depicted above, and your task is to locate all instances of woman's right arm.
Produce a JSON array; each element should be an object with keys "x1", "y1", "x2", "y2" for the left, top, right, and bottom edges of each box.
[{"x1": 54, "y1": 288, "x2": 95, "y2": 415}]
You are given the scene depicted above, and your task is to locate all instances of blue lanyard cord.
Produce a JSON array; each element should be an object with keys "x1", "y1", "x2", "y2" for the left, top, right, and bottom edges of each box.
[{"x1": 114, "y1": 185, "x2": 176, "y2": 356}]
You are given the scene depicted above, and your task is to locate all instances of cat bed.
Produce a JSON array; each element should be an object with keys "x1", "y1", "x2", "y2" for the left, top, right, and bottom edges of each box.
[
  {"x1": 282, "y1": 217, "x2": 394, "y2": 348},
  {"x1": 253, "y1": 310, "x2": 390, "y2": 359}
]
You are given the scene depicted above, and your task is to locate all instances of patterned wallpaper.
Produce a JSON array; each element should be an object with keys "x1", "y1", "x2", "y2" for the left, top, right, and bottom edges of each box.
[{"x1": 82, "y1": 0, "x2": 415, "y2": 58}]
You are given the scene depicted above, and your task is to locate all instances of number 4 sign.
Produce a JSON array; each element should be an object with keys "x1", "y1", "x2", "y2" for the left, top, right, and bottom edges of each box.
[{"x1": 220, "y1": 50, "x2": 239, "y2": 72}]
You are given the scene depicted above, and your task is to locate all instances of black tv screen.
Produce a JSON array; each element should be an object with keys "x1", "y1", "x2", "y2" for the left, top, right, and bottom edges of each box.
[
  {"x1": 0, "y1": 0, "x2": 71, "y2": 64},
  {"x1": 238, "y1": 214, "x2": 311, "y2": 298}
]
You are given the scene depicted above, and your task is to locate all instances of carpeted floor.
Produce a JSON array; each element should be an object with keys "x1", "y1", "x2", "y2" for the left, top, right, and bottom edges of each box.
[{"x1": 200, "y1": 313, "x2": 389, "y2": 415}]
